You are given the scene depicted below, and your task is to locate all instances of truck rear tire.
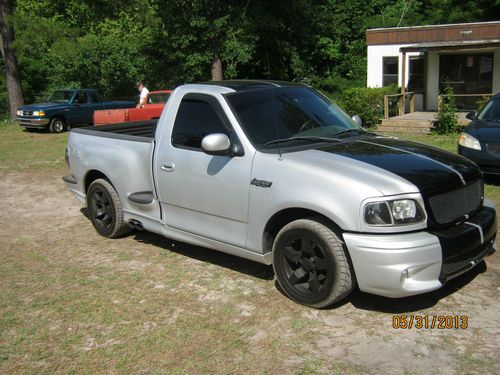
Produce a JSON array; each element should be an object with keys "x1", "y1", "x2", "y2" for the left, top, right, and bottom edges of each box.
[
  {"x1": 49, "y1": 117, "x2": 66, "y2": 133},
  {"x1": 87, "y1": 179, "x2": 131, "y2": 238},
  {"x1": 272, "y1": 218, "x2": 354, "y2": 308}
]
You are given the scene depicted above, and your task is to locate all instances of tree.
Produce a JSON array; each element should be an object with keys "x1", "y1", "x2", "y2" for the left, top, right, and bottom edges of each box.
[
  {"x1": 153, "y1": 0, "x2": 256, "y2": 82},
  {"x1": 0, "y1": 0, "x2": 23, "y2": 118},
  {"x1": 4, "y1": 0, "x2": 497, "y2": 117}
]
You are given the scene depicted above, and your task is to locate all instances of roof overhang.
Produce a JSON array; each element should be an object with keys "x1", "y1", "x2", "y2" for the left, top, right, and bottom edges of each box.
[{"x1": 400, "y1": 39, "x2": 500, "y2": 53}]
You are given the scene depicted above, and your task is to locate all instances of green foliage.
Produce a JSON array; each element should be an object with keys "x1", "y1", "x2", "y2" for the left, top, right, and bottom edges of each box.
[
  {"x1": 1, "y1": 0, "x2": 497, "y2": 118},
  {"x1": 339, "y1": 86, "x2": 398, "y2": 128},
  {"x1": 13, "y1": 0, "x2": 157, "y2": 103},
  {"x1": 435, "y1": 84, "x2": 459, "y2": 134}
]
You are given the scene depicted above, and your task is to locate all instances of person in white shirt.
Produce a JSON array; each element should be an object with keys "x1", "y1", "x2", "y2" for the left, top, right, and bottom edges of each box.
[{"x1": 136, "y1": 81, "x2": 149, "y2": 108}]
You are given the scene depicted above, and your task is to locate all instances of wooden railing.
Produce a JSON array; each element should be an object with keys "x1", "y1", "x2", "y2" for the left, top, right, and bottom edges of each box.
[
  {"x1": 437, "y1": 93, "x2": 492, "y2": 110},
  {"x1": 383, "y1": 92, "x2": 415, "y2": 119}
]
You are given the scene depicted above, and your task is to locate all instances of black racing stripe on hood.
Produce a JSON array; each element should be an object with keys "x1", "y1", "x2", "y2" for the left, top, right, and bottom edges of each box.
[
  {"x1": 366, "y1": 137, "x2": 480, "y2": 183},
  {"x1": 315, "y1": 137, "x2": 480, "y2": 193}
]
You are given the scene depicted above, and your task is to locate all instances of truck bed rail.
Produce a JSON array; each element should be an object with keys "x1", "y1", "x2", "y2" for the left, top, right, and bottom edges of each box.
[{"x1": 72, "y1": 120, "x2": 157, "y2": 141}]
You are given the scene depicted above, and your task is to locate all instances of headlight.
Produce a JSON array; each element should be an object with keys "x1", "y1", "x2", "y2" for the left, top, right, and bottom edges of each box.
[
  {"x1": 459, "y1": 132, "x2": 481, "y2": 150},
  {"x1": 16, "y1": 110, "x2": 22, "y2": 116},
  {"x1": 33, "y1": 110, "x2": 45, "y2": 117},
  {"x1": 364, "y1": 199, "x2": 425, "y2": 226}
]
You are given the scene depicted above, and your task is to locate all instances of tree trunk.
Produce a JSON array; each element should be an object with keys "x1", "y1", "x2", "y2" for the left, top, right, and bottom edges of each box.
[
  {"x1": 0, "y1": 0, "x2": 24, "y2": 118},
  {"x1": 211, "y1": 55, "x2": 223, "y2": 81}
]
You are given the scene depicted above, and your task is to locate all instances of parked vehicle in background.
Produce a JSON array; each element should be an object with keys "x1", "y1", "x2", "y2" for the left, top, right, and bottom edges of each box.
[
  {"x1": 93, "y1": 90, "x2": 172, "y2": 126},
  {"x1": 458, "y1": 93, "x2": 500, "y2": 175},
  {"x1": 63, "y1": 80, "x2": 496, "y2": 308},
  {"x1": 16, "y1": 89, "x2": 135, "y2": 133}
]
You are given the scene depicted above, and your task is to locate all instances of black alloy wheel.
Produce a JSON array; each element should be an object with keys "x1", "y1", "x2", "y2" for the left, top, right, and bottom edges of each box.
[
  {"x1": 281, "y1": 236, "x2": 331, "y2": 297},
  {"x1": 90, "y1": 186, "x2": 115, "y2": 233},
  {"x1": 273, "y1": 218, "x2": 354, "y2": 308},
  {"x1": 87, "y1": 179, "x2": 130, "y2": 238}
]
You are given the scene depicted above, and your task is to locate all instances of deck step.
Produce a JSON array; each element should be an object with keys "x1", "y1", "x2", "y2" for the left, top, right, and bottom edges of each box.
[
  {"x1": 377, "y1": 112, "x2": 471, "y2": 134},
  {"x1": 378, "y1": 118, "x2": 434, "y2": 134},
  {"x1": 377, "y1": 126, "x2": 431, "y2": 134},
  {"x1": 380, "y1": 122, "x2": 434, "y2": 128}
]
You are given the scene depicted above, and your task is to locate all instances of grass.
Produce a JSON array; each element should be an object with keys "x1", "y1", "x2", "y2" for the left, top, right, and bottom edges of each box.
[
  {"x1": 0, "y1": 124, "x2": 499, "y2": 374},
  {"x1": 387, "y1": 132, "x2": 458, "y2": 153},
  {"x1": 0, "y1": 120, "x2": 68, "y2": 172}
]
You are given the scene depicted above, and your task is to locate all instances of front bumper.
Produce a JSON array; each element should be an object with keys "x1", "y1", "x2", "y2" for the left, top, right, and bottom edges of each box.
[
  {"x1": 344, "y1": 203, "x2": 496, "y2": 298},
  {"x1": 16, "y1": 117, "x2": 49, "y2": 128}
]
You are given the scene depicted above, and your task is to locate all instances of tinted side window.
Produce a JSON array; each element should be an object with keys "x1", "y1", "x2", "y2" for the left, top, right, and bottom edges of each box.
[
  {"x1": 89, "y1": 93, "x2": 100, "y2": 103},
  {"x1": 74, "y1": 93, "x2": 88, "y2": 104},
  {"x1": 172, "y1": 97, "x2": 229, "y2": 150}
]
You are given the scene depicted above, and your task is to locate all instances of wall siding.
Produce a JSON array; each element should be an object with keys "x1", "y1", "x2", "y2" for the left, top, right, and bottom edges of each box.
[{"x1": 367, "y1": 22, "x2": 500, "y2": 46}]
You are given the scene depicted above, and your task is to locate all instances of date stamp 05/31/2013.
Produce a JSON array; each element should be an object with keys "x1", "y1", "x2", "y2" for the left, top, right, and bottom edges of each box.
[{"x1": 392, "y1": 315, "x2": 469, "y2": 329}]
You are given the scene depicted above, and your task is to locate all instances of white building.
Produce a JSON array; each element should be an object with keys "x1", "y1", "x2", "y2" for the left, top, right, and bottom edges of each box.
[{"x1": 366, "y1": 21, "x2": 500, "y2": 111}]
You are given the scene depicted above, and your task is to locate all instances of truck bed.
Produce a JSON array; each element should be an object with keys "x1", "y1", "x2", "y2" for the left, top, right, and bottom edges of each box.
[
  {"x1": 93, "y1": 105, "x2": 164, "y2": 126},
  {"x1": 72, "y1": 120, "x2": 158, "y2": 140}
]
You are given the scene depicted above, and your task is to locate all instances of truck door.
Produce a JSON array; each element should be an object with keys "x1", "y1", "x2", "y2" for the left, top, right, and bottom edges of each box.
[
  {"x1": 154, "y1": 93, "x2": 252, "y2": 248},
  {"x1": 70, "y1": 92, "x2": 95, "y2": 125}
]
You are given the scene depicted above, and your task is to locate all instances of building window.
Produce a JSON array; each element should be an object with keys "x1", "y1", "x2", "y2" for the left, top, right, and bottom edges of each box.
[
  {"x1": 439, "y1": 53, "x2": 493, "y2": 109},
  {"x1": 383, "y1": 56, "x2": 398, "y2": 86},
  {"x1": 408, "y1": 57, "x2": 424, "y2": 91}
]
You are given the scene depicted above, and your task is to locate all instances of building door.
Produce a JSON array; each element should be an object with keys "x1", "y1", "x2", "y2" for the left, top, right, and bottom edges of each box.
[{"x1": 439, "y1": 53, "x2": 493, "y2": 110}]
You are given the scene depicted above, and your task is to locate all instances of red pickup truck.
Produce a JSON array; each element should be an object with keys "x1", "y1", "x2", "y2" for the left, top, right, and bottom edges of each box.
[{"x1": 93, "y1": 90, "x2": 172, "y2": 126}]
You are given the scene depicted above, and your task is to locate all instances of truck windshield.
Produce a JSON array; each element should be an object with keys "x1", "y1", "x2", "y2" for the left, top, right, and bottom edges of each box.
[
  {"x1": 225, "y1": 87, "x2": 363, "y2": 149},
  {"x1": 49, "y1": 91, "x2": 73, "y2": 103}
]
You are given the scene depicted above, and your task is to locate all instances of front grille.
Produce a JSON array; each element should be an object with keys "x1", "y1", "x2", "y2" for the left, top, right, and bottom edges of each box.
[
  {"x1": 441, "y1": 239, "x2": 493, "y2": 278},
  {"x1": 480, "y1": 165, "x2": 500, "y2": 175},
  {"x1": 21, "y1": 110, "x2": 33, "y2": 116},
  {"x1": 428, "y1": 180, "x2": 481, "y2": 224},
  {"x1": 486, "y1": 143, "x2": 500, "y2": 158}
]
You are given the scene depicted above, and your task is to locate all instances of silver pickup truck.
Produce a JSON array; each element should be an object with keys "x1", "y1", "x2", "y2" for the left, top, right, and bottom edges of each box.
[{"x1": 63, "y1": 80, "x2": 497, "y2": 308}]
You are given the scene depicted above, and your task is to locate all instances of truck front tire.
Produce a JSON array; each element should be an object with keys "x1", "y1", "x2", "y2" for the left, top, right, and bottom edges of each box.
[
  {"x1": 272, "y1": 218, "x2": 354, "y2": 308},
  {"x1": 49, "y1": 117, "x2": 66, "y2": 133},
  {"x1": 87, "y1": 179, "x2": 131, "y2": 238}
]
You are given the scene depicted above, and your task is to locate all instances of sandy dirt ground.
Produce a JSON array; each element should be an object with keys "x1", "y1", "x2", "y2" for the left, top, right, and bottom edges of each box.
[{"x1": 1, "y1": 171, "x2": 499, "y2": 374}]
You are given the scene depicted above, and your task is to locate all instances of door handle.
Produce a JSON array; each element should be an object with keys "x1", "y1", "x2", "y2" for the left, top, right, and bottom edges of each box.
[{"x1": 161, "y1": 162, "x2": 175, "y2": 172}]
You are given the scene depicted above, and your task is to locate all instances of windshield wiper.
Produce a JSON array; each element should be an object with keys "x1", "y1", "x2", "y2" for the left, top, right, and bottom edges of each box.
[
  {"x1": 330, "y1": 128, "x2": 365, "y2": 137},
  {"x1": 263, "y1": 136, "x2": 341, "y2": 146}
]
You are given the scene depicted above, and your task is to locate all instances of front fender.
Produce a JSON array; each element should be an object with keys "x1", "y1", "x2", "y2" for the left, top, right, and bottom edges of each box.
[{"x1": 245, "y1": 153, "x2": 384, "y2": 253}]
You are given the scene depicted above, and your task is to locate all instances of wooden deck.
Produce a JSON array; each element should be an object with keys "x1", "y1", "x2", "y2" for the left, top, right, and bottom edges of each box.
[{"x1": 377, "y1": 111, "x2": 471, "y2": 134}]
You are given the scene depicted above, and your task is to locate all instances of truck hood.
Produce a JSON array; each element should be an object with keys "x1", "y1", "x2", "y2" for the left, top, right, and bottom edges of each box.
[
  {"x1": 19, "y1": 102, "x2": 72, "y2": 111},
  {"x1": 285, "y1": 135, "x2": 480, "y2": 196},
  {"x1": 465, "y1": 120, "x2": 500, "y2": 143}
]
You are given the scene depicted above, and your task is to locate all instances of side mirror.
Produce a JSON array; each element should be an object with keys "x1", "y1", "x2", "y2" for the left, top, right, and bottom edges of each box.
[
  {"x1": 352, "y1": 114, "x2": 363, "y2": 126},
  {"x1": 201, "y1": 133, "x2": 231, "y2": 156},
  {"x1": 466, "y1": 111, "x2": 476, "y2": 120}
]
